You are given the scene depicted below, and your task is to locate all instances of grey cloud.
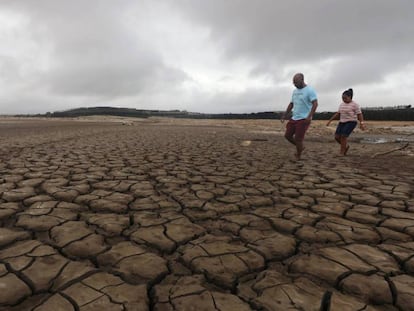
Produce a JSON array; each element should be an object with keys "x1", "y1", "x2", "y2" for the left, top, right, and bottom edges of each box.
[
  {"x1": 178, "y1": 1, "x2": 414, "y2": 59},
  {"x1": 0, "y1": 1, "x2": 413, "y2": 114},
  {"x1": 44, "y1": 55, "x2": 189, "y2": 97},
  {"x1": 2, "y1": 0, "x2": 189, "y2": 98},
  {"x1": 193, "y1": 86, "x2": 288, "y2": 114},
  {"x1": 177, "y1": 0, "x2": 414, "y2": 84},
  {"x1": 315, "y1": 52, "x2": 399, "y2": 93},
  {"x1": 0, "y1": 55, "x2": 22, "y2": 84}
]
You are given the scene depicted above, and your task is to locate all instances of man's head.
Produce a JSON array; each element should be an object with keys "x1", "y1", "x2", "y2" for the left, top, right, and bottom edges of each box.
[{"x1": 293, "y1": 73, "x2": 305, "y2": 89}]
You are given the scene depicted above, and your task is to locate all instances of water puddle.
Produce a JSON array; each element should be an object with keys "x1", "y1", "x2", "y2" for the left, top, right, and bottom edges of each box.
[{"x1": 359, "y1": 135, "x2": 414, "y2": 144}]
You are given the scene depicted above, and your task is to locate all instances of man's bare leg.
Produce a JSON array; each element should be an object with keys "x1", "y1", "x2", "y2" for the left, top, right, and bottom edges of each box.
[
  {"x1": 295, "y1": 139, "x2": 304, "y2": 160},
  {"x1": 285, "y1": 134, "x2": 305, "y2": 160},
  {"x1": 285, "y1": 134, "x2": 296, "y2": 146}
]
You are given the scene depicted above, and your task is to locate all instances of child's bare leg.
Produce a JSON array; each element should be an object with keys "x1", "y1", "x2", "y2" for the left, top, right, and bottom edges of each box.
[
  {"x1": 344, "y1": 142, "x2": 350, "y2": 155},
  {"x1": 340, "y1": 136, "x2": 348, "y2": 155},
  {"x1": 335, "y1": 134, "x2": 341, "y2": 144}
]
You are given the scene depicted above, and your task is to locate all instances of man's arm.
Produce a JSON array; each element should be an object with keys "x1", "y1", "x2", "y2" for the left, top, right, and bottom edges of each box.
[
  {"x1": 281, "y1": 102, "x2": 293, "y2": 123},
  {"x1": 306, "y1": 100, "x2": 318, "y2": 121}
]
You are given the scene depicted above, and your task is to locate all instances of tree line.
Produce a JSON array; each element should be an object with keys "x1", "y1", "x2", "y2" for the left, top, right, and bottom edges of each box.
[{"x1": 20, "y1": 105, "x2": 414, "y2": 121}]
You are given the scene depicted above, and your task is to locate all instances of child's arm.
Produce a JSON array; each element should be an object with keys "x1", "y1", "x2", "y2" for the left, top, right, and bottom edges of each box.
[
  {"x1": 326, "y1": 112, "x2": 339, "y2": 126},
  {"x1": 357, "y1": 113, "x2": 365, "y2": 130}
]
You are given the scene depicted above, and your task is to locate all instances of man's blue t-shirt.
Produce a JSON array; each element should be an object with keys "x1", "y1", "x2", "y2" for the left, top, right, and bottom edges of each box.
[{"x1": 291, "y1": 86, "x2": 317, "y2": 120}]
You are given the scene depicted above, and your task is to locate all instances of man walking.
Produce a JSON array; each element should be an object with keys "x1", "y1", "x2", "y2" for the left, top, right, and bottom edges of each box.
[{"x1": 281, "y1": 73, "x2": 318, "y2": 160}]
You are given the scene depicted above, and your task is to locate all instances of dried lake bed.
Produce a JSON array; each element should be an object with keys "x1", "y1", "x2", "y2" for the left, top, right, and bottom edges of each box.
[{"x1": 0, "y1": 117, "x2": 413, "y2": 310}]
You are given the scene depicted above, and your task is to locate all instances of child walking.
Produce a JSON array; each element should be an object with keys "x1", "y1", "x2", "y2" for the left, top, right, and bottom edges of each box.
[{"x1": 326, "y1": 88, "x2": 365, "y2": 155}]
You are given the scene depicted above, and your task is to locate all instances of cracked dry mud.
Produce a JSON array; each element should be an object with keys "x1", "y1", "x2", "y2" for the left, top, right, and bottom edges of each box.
[{"x1": 0, "y1": 119, "x2": 414, "y2": 311}]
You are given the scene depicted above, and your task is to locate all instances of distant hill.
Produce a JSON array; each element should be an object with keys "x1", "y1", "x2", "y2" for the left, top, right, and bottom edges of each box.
[
  {"x1": 40, "y1": 107, "x2": 284, "y2": 119},
  {"x1": 46, "y1": 107, "x2": 191, "y2": 118},
  {"x1": 22, "y1": 105, "x2": 414, "y2": 121}
]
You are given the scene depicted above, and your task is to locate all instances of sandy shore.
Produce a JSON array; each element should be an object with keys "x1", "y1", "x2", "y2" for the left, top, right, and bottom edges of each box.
[{"x1": 0, "y1": 117, "x2": 413, "y2": 310}]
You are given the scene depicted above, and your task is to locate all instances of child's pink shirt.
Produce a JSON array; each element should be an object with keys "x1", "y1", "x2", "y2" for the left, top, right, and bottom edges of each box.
[{"x1": 339, "y1": 101, "x2": 361, "y2": 122}]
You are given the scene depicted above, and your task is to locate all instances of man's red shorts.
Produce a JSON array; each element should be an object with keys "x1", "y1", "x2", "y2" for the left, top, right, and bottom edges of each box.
[{"x1": 285, "y1": 119, "x2": 310, "y2": 141}]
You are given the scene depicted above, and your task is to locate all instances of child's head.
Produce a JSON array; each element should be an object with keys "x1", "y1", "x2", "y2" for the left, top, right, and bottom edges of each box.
[{"x1": 342, "y1": 88, "x2": 353, "y2": 103}]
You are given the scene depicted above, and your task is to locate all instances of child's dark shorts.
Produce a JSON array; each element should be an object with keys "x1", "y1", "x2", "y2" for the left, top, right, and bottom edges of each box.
[{"x1": 335, "y1": 121, "x2": 357, "y2": 137}]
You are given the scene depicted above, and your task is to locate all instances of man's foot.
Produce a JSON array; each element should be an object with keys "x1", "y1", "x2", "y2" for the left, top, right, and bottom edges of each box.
[{"x1": 294, "y1": 147, "x2": 305, "y2": 160}]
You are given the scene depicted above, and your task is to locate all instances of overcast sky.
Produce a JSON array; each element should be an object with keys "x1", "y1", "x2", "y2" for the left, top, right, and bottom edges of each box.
[{"x1": 1, "y1": 0, "x2": 413, "y2": 114}]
